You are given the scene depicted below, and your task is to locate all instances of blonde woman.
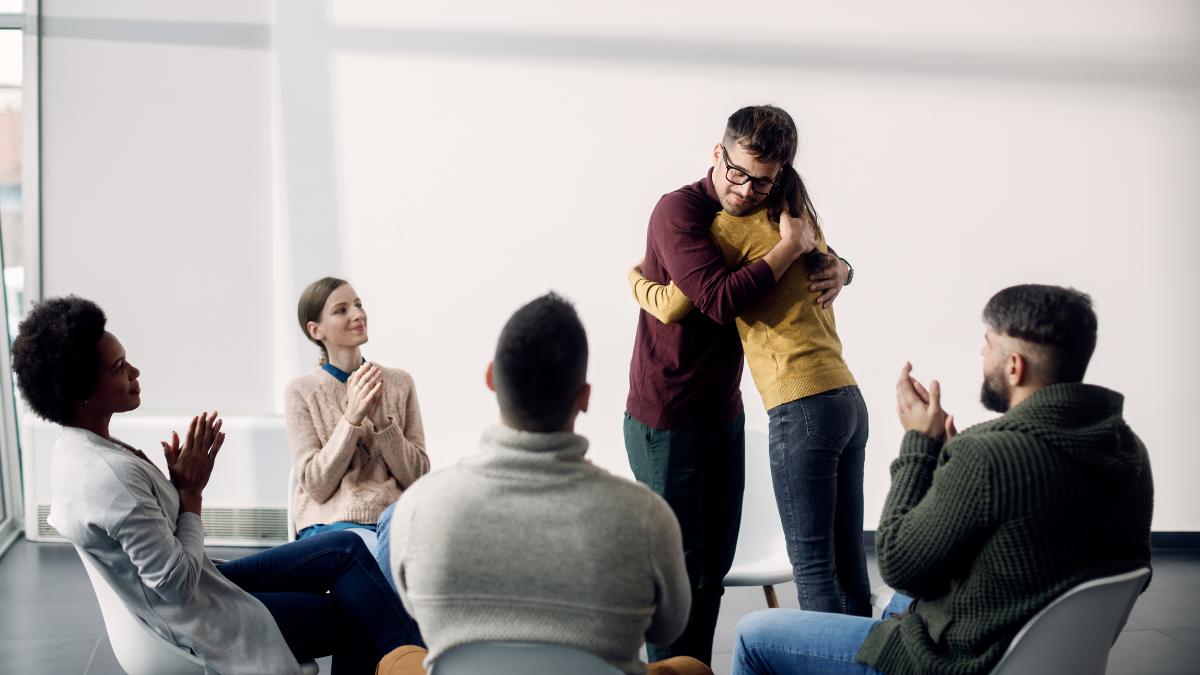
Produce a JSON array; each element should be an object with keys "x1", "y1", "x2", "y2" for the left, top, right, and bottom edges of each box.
[{"x1": 287, "y1": 277, "x2": 429, "y2": 587}]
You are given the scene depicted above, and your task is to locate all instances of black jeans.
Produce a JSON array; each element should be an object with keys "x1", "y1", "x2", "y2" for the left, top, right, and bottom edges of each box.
[
  {"x1": 624, "y1": 411, "x2": 745, "y2": 665},
  {"x1": 217, "y1": 530, "x2": 424, "y2": 674},
  {"x1": 767, "y1": 386, "x2": 871, "y2": 616}
]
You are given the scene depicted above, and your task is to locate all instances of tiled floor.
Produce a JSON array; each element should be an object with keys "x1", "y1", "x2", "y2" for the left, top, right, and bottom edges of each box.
[{"x1": 0, "y1": 539, "x2": 1197, "y2": 674}]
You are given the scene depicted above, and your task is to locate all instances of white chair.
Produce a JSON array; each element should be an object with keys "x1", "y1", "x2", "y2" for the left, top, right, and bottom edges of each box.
[
  {"x1": 430, "y1": 642, "x2": 621, "y2": 675},
  {"x1": 723, "y1": 430, "x2": 792, "y2": 608},
  {"x1": 872, "y1": 567, "x2": 1150, "y2": 675},
  {"x1": 76, "y1": 546, "x2": 319, "y2": 675},
  {"x1": 287, "y1": 465, "x2": 298, "y2": 541}
]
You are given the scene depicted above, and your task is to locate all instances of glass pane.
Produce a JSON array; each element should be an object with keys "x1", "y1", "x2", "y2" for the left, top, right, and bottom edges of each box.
[
  {"x1": 0, "y1": 29, "x2": 21, "y2": 335},
  {"x1": 0, "y1": 3, "x2": 23, "y2": 16},
  {"x1": 0, "y1": 28, "x2": 23, "y2": 525}
]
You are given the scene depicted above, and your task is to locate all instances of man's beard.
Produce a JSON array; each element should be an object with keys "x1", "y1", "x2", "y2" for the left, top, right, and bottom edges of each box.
[
  {"x1": 720, "y1": 192, "x2": 761, "y2": 217},
  {"x1": 980, "y1": 369, "x2": 1010, "y2": 413}
]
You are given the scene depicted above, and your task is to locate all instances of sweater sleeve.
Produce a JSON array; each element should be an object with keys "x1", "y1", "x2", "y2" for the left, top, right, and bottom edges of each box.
[
  {"x1": 628, "y1": 267, "x2": 695, "y2": 324},
  {"x1": 875, "y1": 431, "x2": 994, "y2": 598},
  {"x1": 649, "y1": 193, "x2": 774, "y2": 325},
  {"x1": 285, "y1": 381, "x2": 364, "y2": 504},
  {"x1": 112, "y1": 471, "x2": 207, "y2": 605},
  {"x1": 645, "y1": 493, "x2": 691, "y2": 645},
  {"x1": 372, "y1": 372, "x2": 431, "y2": 489}
]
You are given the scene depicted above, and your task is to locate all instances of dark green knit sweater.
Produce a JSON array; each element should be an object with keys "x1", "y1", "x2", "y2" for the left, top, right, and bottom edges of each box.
[{"x1": 857, "y1": 383, "x2": 1154, "y2": 675}]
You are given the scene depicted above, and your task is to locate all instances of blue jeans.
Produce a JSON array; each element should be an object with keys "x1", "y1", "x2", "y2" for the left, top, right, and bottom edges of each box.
[
  {"x1": 768, "y1": 386, "x2": 871, "y2": 615},
  {"x1": 298, "y1": 504, "x2": 399, "y2": 593},
  {"x1": 624, "y1": 412, "x2": 745, "y2": 666},
  {"x1": 375, "y1": 502, "x2": 397, "y2": 592},
  {"x1": 732, "y1": 593, "x2": 913, "y2": 675},
  {"x1": 217, "y1": 530, "x2": 423, "y2": 674}
]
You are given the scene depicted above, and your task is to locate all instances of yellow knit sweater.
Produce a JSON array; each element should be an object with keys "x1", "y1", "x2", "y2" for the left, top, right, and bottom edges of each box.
[{"x1": 629, "y1": 208, "x2": 856, "y2": 410}]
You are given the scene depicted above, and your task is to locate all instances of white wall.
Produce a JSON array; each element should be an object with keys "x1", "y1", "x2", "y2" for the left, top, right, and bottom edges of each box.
[{"x1": 36, "y1": 1, "x2": 1200, "y2": 530}]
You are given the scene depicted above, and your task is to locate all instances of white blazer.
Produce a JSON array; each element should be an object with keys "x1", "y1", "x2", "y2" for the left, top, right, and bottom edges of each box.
[{"x1": 49, "y1": 425, "x2": 304, "y2": 675}]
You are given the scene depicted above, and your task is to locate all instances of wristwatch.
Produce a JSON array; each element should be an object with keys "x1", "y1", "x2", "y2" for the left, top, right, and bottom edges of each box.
[{"x1": 839, "y1": 257, "x2": 854, "y2": 286}]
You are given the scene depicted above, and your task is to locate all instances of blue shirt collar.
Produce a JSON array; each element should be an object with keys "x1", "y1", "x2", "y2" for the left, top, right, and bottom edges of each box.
[{"x1": 321, "y1": 357, "x2": 365, "y2": 383}]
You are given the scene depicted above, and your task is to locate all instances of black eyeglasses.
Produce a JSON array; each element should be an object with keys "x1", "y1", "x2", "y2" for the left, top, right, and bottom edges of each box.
[{"x1": 722, "y1": 145, "x2": 779, "y2": 195}]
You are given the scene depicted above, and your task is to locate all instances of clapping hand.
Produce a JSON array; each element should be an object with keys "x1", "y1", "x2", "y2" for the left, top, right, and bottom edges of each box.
[
  {"x1": 162, "y1": 410, "x2": 224, "y2": 514},
  {"x1": 896, "y1": 363, "x2": 956, "y2": 441},
  {"x1": 345, "y1": 362, "x2": 384, "y2": 426}
]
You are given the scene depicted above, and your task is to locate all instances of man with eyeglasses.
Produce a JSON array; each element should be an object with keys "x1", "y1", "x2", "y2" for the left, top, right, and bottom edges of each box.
[{"x1": 624, "y1": 105, "x2": 852, "y2": 665}]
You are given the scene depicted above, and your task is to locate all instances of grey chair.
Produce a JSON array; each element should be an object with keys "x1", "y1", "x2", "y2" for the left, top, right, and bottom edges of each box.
[
  {"x1": 430, "y1": 642, "x2": 621, "y2": 675},
  {"x1": 872, "y1": 566, "x2": 1151, "y2": 675}
]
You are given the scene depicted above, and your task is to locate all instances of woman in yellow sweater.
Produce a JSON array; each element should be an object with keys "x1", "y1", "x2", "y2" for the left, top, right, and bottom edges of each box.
[
  {"x1": 629, "y1": 169, "x2": 870, "y2": 616},
  {"x1": 286, "y1": 277, "x2": 430, "y2": 592}
]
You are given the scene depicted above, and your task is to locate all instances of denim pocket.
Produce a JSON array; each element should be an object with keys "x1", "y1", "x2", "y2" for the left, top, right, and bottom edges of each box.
[{"x1": 797, "y1": 387, "x2": 856, "y2": 446}]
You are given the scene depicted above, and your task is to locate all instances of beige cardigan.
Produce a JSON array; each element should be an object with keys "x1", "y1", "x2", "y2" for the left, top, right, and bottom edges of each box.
[{"x1": 285, "y1": 365, "x2": 430, "y2": 531}]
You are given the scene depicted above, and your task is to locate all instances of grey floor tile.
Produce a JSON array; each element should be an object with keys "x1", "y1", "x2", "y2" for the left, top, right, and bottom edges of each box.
[
  {"x1": 1107, "y1": 629, "x2": 1200, "y2": 675},
  {"x1": 0, "y1": 634, "x2": 99, "y2": 675},
  {"x1": 1128, "y1": 587, "x2": 1198, "y2": 630},
  {"x1": 0, "y1": 599, "x2": 102, "y2": 640},
  {"x1": 1161, "y1": 626, "x2": 1200, "y2": 651},
  {"x1": 83, "y1": 635, "x2": 124, "y2": 675}
]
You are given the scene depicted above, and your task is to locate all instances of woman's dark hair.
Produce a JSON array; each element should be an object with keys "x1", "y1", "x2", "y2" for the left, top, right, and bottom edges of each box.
[
  {"x1": 297, "y1": 277, "x2": 348, "y2": 361},
  {"x1": 766, "y1": 165, "x2": 821, "y2": 233},
  {"x1": 766, "y1": 166, "x2": 828, "y2": 271},
  {"x1": 11, "y1": 296, "x2": 107, "y2": 425}
]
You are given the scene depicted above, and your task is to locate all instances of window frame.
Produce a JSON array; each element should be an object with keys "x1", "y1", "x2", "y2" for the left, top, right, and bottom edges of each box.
[{"x1": 0, "y1": 0, "x2": 41, "y2": 557}]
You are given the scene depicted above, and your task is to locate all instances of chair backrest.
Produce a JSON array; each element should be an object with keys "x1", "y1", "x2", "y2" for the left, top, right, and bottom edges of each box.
[
  {"x1": 74, "y1": 546, "x2": 207, "y2": 675},
  {"x1": 431, "y1": 642, "x2": 622, "y2": 675},
  {"x1": 725, "y1": 430, "x2": 791, "y2": 586},
  {"x1": 990, "y1": 567, "x2": 1151, "y2": 675},
  {"x1": 287, "y1": 465, "x2": 298, "y2": 541}
]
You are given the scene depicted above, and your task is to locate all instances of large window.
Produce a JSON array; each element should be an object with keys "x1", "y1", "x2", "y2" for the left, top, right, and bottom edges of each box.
[{"x1": 0, "y1": 10, "x2": 28, "y2": 555}]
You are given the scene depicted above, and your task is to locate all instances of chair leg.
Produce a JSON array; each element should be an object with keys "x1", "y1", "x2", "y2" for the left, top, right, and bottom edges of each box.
[{"x1": 763, "y1": 585, "x2": 779, "y2": 608}]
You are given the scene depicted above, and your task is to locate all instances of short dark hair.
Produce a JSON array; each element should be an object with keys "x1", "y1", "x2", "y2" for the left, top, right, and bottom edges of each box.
[
  {"x1": 297, "y1": 277, "x2": 348, "y2": 360},
  {"x1": 725, "y1": 106, "x2": 822, "y2": 245},
  {"x1": 12, "y1": 296, "x2": 108, "y2": 425},
  {"x1": 723, "y1": 105, "x2": 798, "y2": 166},
  {"x1": 983, "y1": 284, "x2": 1098, "y2": 384},
  {"x1": 493, "y1": 292, "x2": 588, "y2": 432}
]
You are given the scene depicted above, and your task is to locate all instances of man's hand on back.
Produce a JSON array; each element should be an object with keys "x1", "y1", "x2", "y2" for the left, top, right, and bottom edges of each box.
[{"x1": 809, "y1": 255, "x2": 849, "y2": 309}]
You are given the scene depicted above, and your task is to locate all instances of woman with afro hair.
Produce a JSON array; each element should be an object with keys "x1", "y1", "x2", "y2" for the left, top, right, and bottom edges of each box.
[{"x1": 12, "y1": 296, "x2": 424, "y2": 675}]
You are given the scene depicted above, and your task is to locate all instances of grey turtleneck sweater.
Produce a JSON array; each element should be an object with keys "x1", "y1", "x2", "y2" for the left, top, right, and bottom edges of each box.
[
  {"x1": 390, "y1": 424, "x2": 690, "y2": 674},
  {"x1": 859, "y1": 383, "x2": 1154, "y2": 675}
]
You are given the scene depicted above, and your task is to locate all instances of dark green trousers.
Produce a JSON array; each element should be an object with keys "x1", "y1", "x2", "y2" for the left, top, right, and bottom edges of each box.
[{"x1": 623, "y1": 412, "x2": 746, "y2": 666}]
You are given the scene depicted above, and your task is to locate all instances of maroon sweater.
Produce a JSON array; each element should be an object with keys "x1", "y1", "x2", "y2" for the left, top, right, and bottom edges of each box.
[{"x1": 625, "y1": 170, "x2": 776, "y2": 429}]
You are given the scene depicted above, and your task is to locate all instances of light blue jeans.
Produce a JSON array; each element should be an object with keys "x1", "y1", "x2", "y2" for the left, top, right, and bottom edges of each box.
[
  {"x1": 732, "y1": 593, "x2": 913, "y2": 675},
  {"x1": 296, "y1": 502, "x2": 399, "y2": 592}
]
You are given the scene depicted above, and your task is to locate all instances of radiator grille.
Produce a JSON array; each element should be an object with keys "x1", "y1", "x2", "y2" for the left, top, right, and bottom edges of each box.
[{"x1": 37, "y1": 504, "x2": 287, "y2": 543}]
